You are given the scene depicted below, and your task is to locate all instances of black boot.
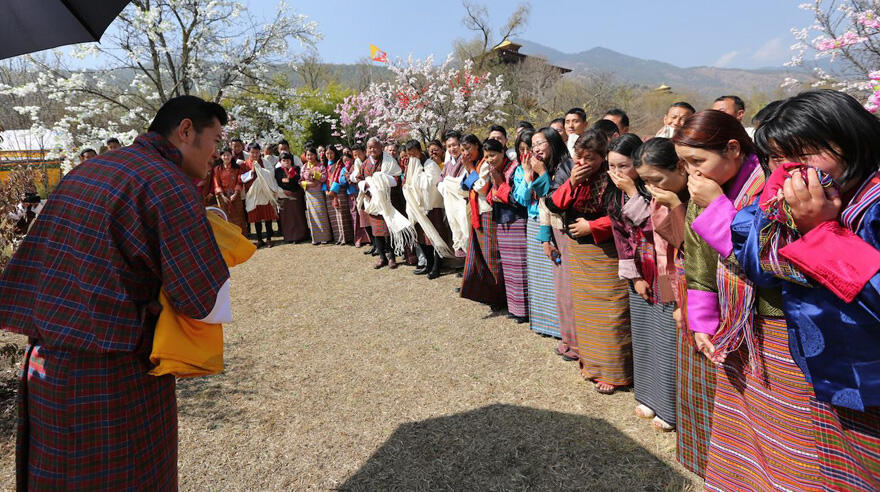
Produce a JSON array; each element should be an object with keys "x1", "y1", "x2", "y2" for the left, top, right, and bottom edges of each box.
[
  {"x1": 364, "y1": 227, "x2": 376, "y2": 255},
  {"x1": 427, "y1": 251, "x2": 442, "y2": 279},
  {"x1": 263, "y1": 220, "x2": 274, "y2": 248},
  {"x1": 414, "y1": 244, "x2": 433, "y2": 275},
  {"x1": 255, "y1": 222, "x2": 266, "y2": 248},
  {"x1": 373, "y1": 236, "x2": 388, "y2": 268},
  {"x1": 385, "y1": 239, "x2": 398, "y2": 269}
]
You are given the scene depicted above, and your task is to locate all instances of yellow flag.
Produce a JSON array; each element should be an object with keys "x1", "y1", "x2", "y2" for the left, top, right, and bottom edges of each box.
[{"x1": 369, "y1": 44, "x2": 387, "y2": 63}]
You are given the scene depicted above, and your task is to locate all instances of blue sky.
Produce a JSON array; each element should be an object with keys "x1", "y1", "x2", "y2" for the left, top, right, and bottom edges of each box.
[{"x1": 247, "y1": 0, "x2": 813, "y2": 69}]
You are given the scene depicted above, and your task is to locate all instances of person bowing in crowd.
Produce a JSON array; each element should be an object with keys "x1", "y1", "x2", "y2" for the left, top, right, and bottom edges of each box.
[
  {"x1": 402, "y1": 140, "x2": 453, "y2": 279},
  {"x1": 607, "y1": 134, "x2": 677, "y2": 432},
  {"x1": 547, "y1": 130, "x2": 632, "y2": 395},
  {"x1": 214, "y1": 147, "x2": 248, "y2": 235},
  {"x1": 0, "y1": 95, "x2": 231, "y2": 489},
  {"x1": 459, "y1": 135, "x2": 506, "y2": 310},
  {"x1": 241, "y1": 142, "x2": 279, "y2": 248},
  {"x1": 275, "y1": 151, "x2": 309, "y2": 244},
  {"x1": 300, "y1": 147, "x2": 333, "y2": 245}
]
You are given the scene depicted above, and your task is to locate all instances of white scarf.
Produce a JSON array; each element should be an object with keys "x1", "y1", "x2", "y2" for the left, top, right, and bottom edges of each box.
[
  {"x1": 245, "y1": 160, "x2": 281, "y2": 212},
  {"x1": 439, "y1": 174, "x2": 470, "y2": 252},
  {"x1": 358, "y1": 167, "x2": 416, "y2": 255},
  {"x1": 403, "y1": 157, "x2": 455, "y2": 258}
]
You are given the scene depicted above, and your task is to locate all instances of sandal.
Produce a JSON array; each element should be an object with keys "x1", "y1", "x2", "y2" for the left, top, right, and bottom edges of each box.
[
  {"x1": 634, "y1": 404, "x2": 655, "y2": 419},
  {"x1": 652, "y1": 416, "x2": 674, "y2": 432},
  {"x1": 595, "y1": 381, "x2": 617, "y2": 395}
]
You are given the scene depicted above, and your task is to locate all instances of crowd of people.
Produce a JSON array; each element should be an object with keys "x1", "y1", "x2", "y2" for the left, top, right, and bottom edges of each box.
[
  {"x1": 193, "y1": 90, "x2": 880, "y2": 490},
  {"x1": 4, "y1": 88, "x2": 880, "y2": 490}
]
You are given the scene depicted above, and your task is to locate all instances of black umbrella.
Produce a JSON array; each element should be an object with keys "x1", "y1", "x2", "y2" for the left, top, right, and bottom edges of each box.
[{"x1": 1, "y1": 0, "x2": 131, "y2": 60}]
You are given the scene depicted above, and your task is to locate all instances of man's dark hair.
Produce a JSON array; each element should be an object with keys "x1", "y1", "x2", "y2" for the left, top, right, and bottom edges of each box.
[
  {"x1": 670, "y1": 101, "x2": 697, "y2": 114},
  {"x1": 444, "y1": 130, "x2": 462, "y2": 141},
  {"x1": 591, "y1": 119, "x2": 620, "y2": 140},
  {"x1": 404, "y1": 139, "x2": 422, "y2": 152},
  {"x1": 488, "y1": 124, "x2": 507, "y2": 138},
  {"x1": 550, "y1": 117, "x2": 565, "y2": 127},
  {"x1": 278, "y1": 138, "x2": 290, "y2": 146},
  {"x1": 604, "y1": 108, "x2": 630, "y2": 127},
  {"x1": 517, "y1": 120, "x2": 534, "y2": 131},
  {"x1": 351, "y1": 142, "x2": 365, "y2": 152},
  {"x1": 230, "y1": 137, "x2": 243, "y2": 144},
  {"x1": 148, "y1": 95, "x2": 228, "y2": 138},
  {"x1": 106, "y1": 137, "x2": 121, "y2": 145},
  {"x1": 80, "y1": 148, "x2": 96, "y2": 157},
  {"x1": 715, "y1": 95, "x2": 746, "y2": 112},
  {"x1": 565, "y1": 107, "x2": 587, "y2": 122}
]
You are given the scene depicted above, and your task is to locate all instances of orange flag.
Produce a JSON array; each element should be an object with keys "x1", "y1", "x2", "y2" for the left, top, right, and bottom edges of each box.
[{"x1": 369, "y1": 44, "x2": 388, "y2": 63}]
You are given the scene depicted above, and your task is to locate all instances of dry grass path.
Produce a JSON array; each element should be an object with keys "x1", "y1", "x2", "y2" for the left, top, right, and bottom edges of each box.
[{"x1": 0, "y1": 242, "x2": 700, "y2": 490}]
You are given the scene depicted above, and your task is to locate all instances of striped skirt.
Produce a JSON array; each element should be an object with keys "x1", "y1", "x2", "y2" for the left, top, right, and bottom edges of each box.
[
  {"x1": 526, "y1": 218, "x2": 560, "y2": 338},
  {"x1": 496, "y1": 218, "x2": 529, "y2": 318},
  {"x1": 17, "y1": 343, "x2": 178, "y2": 490},
  {"x1": 349, "y1": 193, "x2": 371, "y2": 246},
  {"x1": 629, "y1": 289, "x2": 677, "y2": 426},
  {"x1": 552, "y1": 229, "x2": 578, "y2": 358},
  {"x1": 304, "y1": 189, "x2": 332, "y2": 244},
  {"x1": 278, "y1": 195, "x2": 308, "y2": 242},
  {"x1": 247, "y1": 203, "x2": 277, "y2": 223},
  {"x1": 674, "y1": 253, "x2": 717, "y2": 478},
  {"x1": 460, "y1": 211, "x2": 506, "y2": 307},
  {"x1": 327, "y1": 193, "x2": 354, "y2": 245},
  {"x1": 811, "y1": 399, "x2": 880, "y2": 490},
  {"x1": 568, "y1": 240, "x2": 631, "y2": 385},
  {"x1": 218, "y1": 195, "x2": 248, "y2": 236},
  {"x1": 704, "y1": 316, "x2": 821, "y2": 491}
]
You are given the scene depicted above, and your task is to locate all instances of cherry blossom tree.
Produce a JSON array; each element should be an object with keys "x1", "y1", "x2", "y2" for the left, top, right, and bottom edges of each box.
[
  {"x1": 0, "y1": 0, "x2": 320, "y2": 168},
  {"x1": 350, "y1": 54, "x2": 510, "y2": 144},
  {"x1": 787, "y1": 1, "x2": 880, "y2": 111},
  {"x1": 331, "y1": 92, "x2": 388, "y2": 146}
]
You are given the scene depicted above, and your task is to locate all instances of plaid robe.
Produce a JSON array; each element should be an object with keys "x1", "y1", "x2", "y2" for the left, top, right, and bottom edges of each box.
[{"x1": 0, "y1": 132, "x2": 229, "y2": 490}]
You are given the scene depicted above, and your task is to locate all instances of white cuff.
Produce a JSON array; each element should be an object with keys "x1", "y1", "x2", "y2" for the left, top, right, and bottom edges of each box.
[{"x1": 196, "y1": 279, "x2": 232, "y2": 324}]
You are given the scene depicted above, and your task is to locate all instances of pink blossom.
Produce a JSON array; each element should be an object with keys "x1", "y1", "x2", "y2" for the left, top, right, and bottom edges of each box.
[
  {"x1": 814, "y1": 31, "x2": 868, "y2": 51},
  {"x1": 858, "y1": 11, "x2": 880, "y2": 29}
]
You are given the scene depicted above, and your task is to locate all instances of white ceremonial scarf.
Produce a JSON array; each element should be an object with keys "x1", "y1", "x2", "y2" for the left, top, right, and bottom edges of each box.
[
  {"x1": 655, "y1": 125, "x2": 675, "y2": 138},
  {"x1": 403, "y1": 157, "x2": 454, "y2": 258},
  {"x1": 439, "y1": 173, "x2": 470, "y2": 253},
  {"x1": 245, "y1": 160, "x2": 281, "y2": 212},
  {"x1": 357, "y1": 153, "x2": 414, "y2": 255}
]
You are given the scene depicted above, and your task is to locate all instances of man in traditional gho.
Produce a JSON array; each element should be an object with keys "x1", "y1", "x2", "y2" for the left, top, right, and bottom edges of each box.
[
  {"x1": 0, "y1": 96, "x2": 231, "y2": 490},
  {"x1": 358, "y1": 137, "x2": 408, "y2": 269},
  {"x1": 438, "y1": 130, "x2": 470, "y2": 260},
  {"x1": 487, "y1": 124, "x2": 518, "y2": 162},
  {"x1": 564, "y1": 107, "x2": 588, "y2": 156},
  {"x1": 402, "y1": 140, "x2": 454, "y2": 279},
  {"x1": 230, "y1": 137, "x2": 246, "y2": 163}
]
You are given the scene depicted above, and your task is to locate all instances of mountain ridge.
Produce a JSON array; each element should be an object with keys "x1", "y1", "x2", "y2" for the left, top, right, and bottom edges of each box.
[{"x1": 513, "y1": 39, "x2": 799, "y2": 96}]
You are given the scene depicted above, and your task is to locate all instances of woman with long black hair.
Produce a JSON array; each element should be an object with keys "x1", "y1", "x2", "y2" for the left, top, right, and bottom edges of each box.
[{"x1": 607, "y1": 134, "x2": 677, "y2": 431}]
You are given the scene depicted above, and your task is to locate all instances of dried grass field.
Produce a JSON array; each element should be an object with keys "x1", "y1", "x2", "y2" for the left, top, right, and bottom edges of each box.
[{"x1": 0, "y1": 242, "x2": 700, "y2": 490}]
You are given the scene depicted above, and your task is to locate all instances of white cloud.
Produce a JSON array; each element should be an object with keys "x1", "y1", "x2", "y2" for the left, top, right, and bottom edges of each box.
[
  {"x1": 713, "y1": 50, "x2": 739, "y2": 68},
  {"x1": 752, "y1": 37, "x2": 788, "y2": 64}
]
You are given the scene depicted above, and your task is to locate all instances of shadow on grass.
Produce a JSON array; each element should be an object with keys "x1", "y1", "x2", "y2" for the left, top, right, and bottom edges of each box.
[
  {"x1": 338, "y1": 403, "x2": 691, "y2": 491},
  {"x1": 175, "y1": 352, "x2": 258, "y2": 422}
]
